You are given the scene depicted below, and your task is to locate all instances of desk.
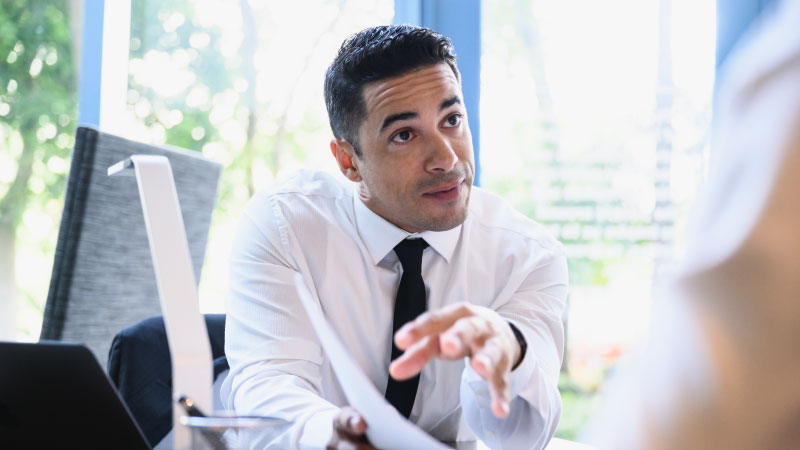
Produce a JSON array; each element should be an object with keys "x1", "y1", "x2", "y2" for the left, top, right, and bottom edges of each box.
[
  {"x1": 157, "y1": 428, "x2": 594, "y2": 450},
  {"x1": 547, "y1": 438, "x2": 594, "y2": 450},
  {"x1": 459, "y1": 437, "x2": 594, "y2": 450}
]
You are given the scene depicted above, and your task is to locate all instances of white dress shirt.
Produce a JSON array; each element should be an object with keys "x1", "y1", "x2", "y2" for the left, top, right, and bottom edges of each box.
[{"x1": 220, "y1": 169, "x2": 568, "y2": 449}]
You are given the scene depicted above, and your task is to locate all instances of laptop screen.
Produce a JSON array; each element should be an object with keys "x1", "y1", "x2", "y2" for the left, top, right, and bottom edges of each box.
[{"x1": 0, "y1": 341, "x2": 150, "y2": 449}]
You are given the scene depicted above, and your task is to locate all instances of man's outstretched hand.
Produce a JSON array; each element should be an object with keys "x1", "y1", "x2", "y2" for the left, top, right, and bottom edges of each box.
[
  {"x1": 389, "y1": 303, "x2": 522, "y2": 419},
  {"x1": 327, "y1": 407, "x2": 374, "y2": 450}
]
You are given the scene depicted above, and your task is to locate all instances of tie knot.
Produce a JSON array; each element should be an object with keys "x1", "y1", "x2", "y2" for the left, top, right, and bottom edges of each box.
[{"x1": 394, "y1": 238, "x2": 429, "y2": 274}]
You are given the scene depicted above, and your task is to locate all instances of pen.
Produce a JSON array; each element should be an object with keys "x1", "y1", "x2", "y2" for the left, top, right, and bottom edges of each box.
[
  {"x1": 176, "y1": 394, "x2": 230, "y2": 450},
  {"x1": 177, "y1": 395, "x2": 206, "y2": 417}
]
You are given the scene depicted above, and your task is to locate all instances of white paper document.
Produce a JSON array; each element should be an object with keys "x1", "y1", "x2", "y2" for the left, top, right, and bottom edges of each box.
[{"x1": 293, "y1": 274, "x2": 448, "y2": 450}]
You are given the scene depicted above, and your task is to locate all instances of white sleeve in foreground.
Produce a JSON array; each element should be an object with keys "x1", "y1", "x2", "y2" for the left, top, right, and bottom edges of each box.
[{"x1": 221, "y1": 198, "x2": 340, "y2": 449}]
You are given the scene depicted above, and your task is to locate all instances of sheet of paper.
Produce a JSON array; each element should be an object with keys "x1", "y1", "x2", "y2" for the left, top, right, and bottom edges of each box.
[{"x1": 293, "y1": 273, "x2": 448, "y2": 450}]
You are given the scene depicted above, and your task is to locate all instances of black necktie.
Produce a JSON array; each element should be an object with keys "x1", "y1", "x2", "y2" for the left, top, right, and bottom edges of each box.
[{"x1": 385, "y1": 238, "x2": 429, "y2": 418}]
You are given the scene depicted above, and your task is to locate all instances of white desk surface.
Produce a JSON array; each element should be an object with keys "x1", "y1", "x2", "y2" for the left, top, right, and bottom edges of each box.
[{"x1": 456, "y1": 437, "x2": 593, "y2": 450}]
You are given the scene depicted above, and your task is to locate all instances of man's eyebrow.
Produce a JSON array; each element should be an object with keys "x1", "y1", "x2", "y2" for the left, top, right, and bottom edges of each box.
[
  {"x1": 378, "y1": 96, "x2": 461, "y2": 133},
  {"x1": 440, "y1": 96, "x2": 461, "y2": 110},
  {"x1": 380, "y1": 111, "x2": 418, "y2": 133}
]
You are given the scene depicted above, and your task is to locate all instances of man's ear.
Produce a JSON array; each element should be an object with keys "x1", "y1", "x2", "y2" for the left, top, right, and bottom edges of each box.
[{"x1": 330, "y1": 138, "x2": 362, "y2": 182}]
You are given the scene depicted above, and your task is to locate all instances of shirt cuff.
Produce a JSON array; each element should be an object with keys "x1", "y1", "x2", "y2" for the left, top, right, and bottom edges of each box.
[
  {"x1": 462, "y1": 320, "x2": 539, "y2": 401},
  {"x1": 508, "y1": 321, "x2": 528, "y2": 371},
  {"x1": 296, "y1": 408, "x2": 339, "y2": 450},
  {"x1": 506, "y1": 320, "x2": 539, "y2": 399}
]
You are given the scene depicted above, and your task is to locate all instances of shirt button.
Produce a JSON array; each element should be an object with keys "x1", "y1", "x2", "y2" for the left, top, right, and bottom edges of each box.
[{"x1": 486, "y1": 430, "x2": 496, "y2": 438}]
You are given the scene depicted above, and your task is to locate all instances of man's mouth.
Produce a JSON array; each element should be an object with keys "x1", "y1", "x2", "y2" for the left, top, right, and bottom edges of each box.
[{"x1": 422, "y1": 181, "x2": 463, "y2": 202}]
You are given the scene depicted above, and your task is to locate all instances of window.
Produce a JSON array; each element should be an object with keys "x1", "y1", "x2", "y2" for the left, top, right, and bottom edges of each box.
[
  {"x1": 481, "y1": 0, "x2": 716, "y2": 438},
  {"x1": 4, "y1": 1, "x2": 719, "y2": 440},
  {"x1": 0, "y1": 0, "x2": 78, "y2": 340},
  {"x1": 124, "y1": 0, "x2": 394, "y2": 311}
]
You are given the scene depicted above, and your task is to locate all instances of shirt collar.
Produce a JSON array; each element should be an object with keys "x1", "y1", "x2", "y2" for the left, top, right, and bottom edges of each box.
[{"x1": 353, "y1": 192, "x2": 461, "y2": 265}]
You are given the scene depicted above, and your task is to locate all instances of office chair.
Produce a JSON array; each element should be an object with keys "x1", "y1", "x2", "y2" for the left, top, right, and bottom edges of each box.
[
  {"x1": 108, "y1": 314, "x2": 229, "y2": 448},
  {"x1": 40, "y1": 126, "x2": 221, "y2": 368}
]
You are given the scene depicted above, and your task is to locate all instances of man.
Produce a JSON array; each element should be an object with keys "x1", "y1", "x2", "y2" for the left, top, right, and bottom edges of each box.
[{"x1": 221, "y1": 25, "x2": 567, "y2": 449}]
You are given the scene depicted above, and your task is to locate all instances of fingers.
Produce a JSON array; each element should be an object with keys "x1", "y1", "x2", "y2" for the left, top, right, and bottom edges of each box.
[
  {"x1": 333, "y1": 407, "x2": 367, "y2": 435},
  {"x1": 389, "y1": 335, "x2": 439, "y2": 380},
  {"x1": 329, "y1": 442, "x2": 373, "y2": 450},
  {"x1": 392, "y1": 303, "x2": 518, "y2": 419},
  {"x1": 395, "y1": 303, "x2": 475, "y2": 350},
  {"x1": 470, "y1": 336, "x2": 512, "y2": 418},
  {"x1": 439, "y1": 316, "x2": 493, "y2": 359},
  {"x1": 328, "y1": 408, "x2": 374, "y2": 450}
]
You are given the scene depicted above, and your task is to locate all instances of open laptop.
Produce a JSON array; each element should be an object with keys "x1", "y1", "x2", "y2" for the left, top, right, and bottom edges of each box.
[{"x1": 0, "y1": 340, "x2": 151, "y2": 449}]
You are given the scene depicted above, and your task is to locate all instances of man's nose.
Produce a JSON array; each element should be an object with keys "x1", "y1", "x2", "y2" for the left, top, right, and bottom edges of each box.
[{"x1": 425, "y1": 133, "x2": 458, "y2": 173}]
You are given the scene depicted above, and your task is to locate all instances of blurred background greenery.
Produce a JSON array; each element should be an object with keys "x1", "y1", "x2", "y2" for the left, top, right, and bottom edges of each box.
[{"x1": 0, "y1": 0, "x2": 714, "y2": 440}]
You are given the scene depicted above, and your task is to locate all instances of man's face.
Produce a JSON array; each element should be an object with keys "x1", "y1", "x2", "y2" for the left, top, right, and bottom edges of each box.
[{"x1": 336, "y1": 62, "x2": 474, "y2": 233}]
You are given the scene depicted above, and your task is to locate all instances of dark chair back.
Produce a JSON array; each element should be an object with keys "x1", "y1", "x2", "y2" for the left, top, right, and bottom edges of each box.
[
  {"x1": 107, "y1": 314, "x2": 228, "y2": 448},
  {"x1": 40, "y1": 126, "x2": 221, "y2": 367}
]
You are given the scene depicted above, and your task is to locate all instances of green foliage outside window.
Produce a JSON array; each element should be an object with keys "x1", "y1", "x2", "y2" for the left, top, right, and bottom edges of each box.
[{"x1": 0, "y1": 0, "x2": 77, "y2": 339}]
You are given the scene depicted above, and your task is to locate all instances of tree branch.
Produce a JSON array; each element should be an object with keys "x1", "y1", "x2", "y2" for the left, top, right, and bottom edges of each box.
[{"x1": 0, "y1": 127, "x2": 37, "y2": 234}]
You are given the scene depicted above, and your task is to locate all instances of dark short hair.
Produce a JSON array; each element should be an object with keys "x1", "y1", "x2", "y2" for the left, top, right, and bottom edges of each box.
[{"x1": 324, "y1": 24, "x2": 458, "y2": 157}]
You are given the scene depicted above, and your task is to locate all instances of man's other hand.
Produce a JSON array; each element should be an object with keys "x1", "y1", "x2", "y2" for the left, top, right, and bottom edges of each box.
[
  {"x1": 327, "y1": 407, "x2": 374, "y2": 450},
  {"x1": 389, "y1": 303, "x2": 521, "y2": 419}
]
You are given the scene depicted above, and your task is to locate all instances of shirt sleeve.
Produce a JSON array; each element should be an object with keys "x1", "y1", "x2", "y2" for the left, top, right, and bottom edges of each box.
[
  {"x1": 220, "y1": 194, "x2": 339, "y2": 449},
  {"x1": 459, "y1": 243, "x2": 568, "y2": 450}
]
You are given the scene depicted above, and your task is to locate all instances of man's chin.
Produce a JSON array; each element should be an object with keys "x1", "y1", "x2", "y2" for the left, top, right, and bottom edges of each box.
[
  {"x1": 424, "y1": 213, "x2": 468, "y2": 232},
  {"x1": 417, "y1": 203, "x2": 469, "y2": 232}
]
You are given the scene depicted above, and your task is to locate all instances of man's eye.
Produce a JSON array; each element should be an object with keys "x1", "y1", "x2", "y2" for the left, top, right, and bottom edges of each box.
[
  {"x1": 391, "y1": 130, "x2": 413, "y2": 143},
  {"x1": 444, "y1": 114, "x2": 462, "y2": 127}
]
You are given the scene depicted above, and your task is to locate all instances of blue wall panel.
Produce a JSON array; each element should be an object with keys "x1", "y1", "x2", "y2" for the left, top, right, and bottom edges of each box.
[{"x1": 77, "y1": 0, "x2": 104, "y2": 127}]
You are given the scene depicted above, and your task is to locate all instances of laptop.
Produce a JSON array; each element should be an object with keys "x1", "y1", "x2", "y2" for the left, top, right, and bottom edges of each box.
[{"x1": 0, "y1": 341, "x2": 151, "y2": 449}]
